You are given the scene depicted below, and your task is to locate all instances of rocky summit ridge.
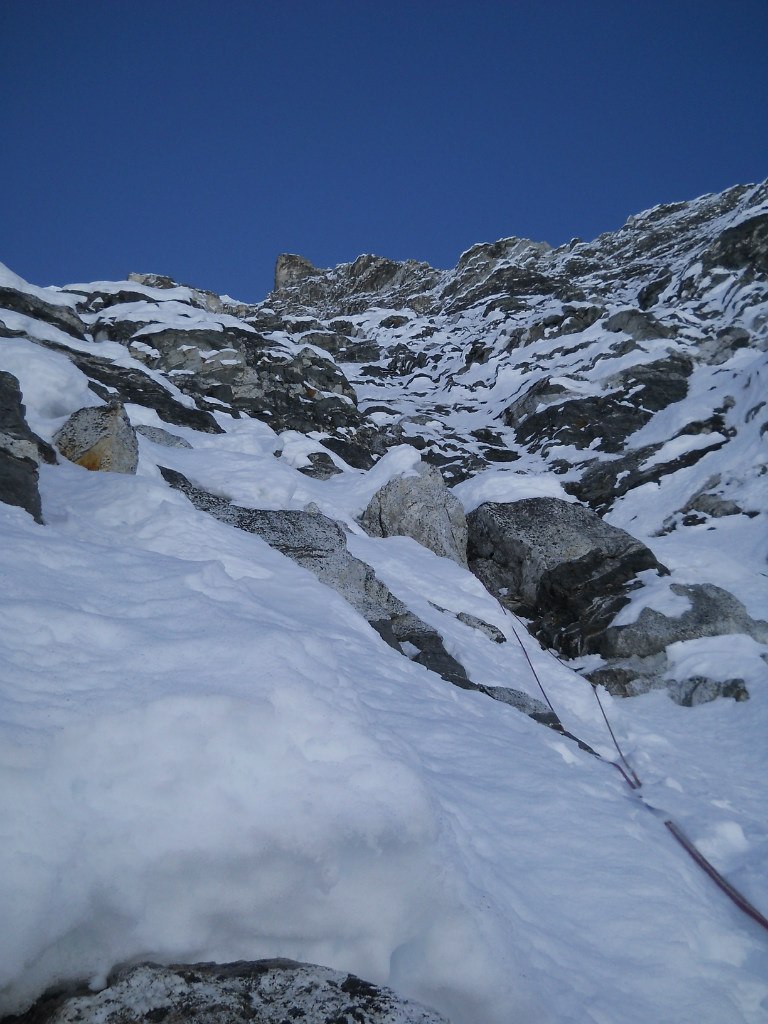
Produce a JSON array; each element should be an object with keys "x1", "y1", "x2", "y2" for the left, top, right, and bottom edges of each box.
[{"x1": 1, "y1": 180, "x2": 767, "y2": 1023}]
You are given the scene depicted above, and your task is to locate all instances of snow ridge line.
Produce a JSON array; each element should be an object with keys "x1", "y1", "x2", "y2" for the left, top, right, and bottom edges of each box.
[{"x1": 504, "y1": 608, "x2": 768, "y2": 934}]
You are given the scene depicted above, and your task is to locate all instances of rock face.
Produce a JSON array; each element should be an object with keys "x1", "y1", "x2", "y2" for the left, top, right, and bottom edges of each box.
[
  {"x1": 53, "y1": 402, "x2": 139, "y2": 473},
  {"x1": 467, "y1": 497, "x2": 664, "y2": 657},
  {"x1": 0, "y1": 371, "x2": 56, "y2": 523},
  {"x1": 2, "y1": 177, "x2": 766, "y2": 709},
  {"x1": 4, "y1": 959, "x2": 449, "y2": 1024},
  {"x1": 360, "y1": 461, "x2": 469, "y2": 565}
]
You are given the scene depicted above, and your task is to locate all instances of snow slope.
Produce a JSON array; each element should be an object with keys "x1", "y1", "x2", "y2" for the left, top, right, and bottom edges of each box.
[{"x1": 2, "y1": 183, "x2": 768, "y2": 1023}]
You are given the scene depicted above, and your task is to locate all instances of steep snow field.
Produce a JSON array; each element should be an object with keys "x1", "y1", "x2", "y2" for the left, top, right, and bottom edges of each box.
[{"x1": 1, "y1": 346, "x2": 767, "y2": 1023}]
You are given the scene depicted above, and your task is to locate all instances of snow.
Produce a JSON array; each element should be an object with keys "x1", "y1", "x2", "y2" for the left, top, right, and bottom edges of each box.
[
  {"x1": 2, "y1": 231, "x2": 768, "y2": 1024},
  {"x1": 0, "y1": 260, "x2": 81, "y2": 307},
  {"x1": 1, "y1": 397, "x2": 766, "y2": 1024},
  {"x1": 452, "y1": 467, "x2": 576, "y2": 512}
]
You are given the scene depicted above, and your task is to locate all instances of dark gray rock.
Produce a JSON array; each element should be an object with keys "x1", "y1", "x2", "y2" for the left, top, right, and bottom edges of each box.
[
  {"x1": 360, "y1": 461, "x2": 468, "y2": 565},
  {"x1": 508, "y1": 355, "x2": 691, "y2": 455},
  {"x1": 29, "y1": 338, "x2": 223, "y2": 434},
  {"x1": 0, "y1": 371, "x2": 56, "y2": 523},
  {"x1": 229, "y1": 347, "x2": 360, "y2": 434},
  {"x1": 2, "y1": 959, "x2": 448, "y2": 1024},
  {"x1": 54, "y1": 402, "x2": 138, "y2": 473},
  {"x1": 456, "y1": 611, "x2": 506, "y2": 643},
  {"x1": 296, "y1": 450, "x2": 343, "y2": 478},
  {"x1": 0, "y1": 285, "x2": 86, "y2": 340},
  {"x1": 159, "y1": 467, "x2": 474, "y2": 691},
  {"x1": 603, "y1": 308, "x2": 673, "y2": 340},
  {"x1": 667, "y1": 676, "x2": 749, "y2": 707},
  {"x1": 587, "y1": 658, "x2": 750, "y2": 706},
  {"x1": 0, "y1": 371, "x2": 56, "y2": 466},
  {"x1": 467, "y1": 497, "x2": 664, "y2": 656}
]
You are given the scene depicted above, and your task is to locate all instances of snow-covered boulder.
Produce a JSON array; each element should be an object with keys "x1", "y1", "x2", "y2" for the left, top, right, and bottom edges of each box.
[
  {"x1": 53, "y1": 401, "x2": 139, "y2": 474},
  {"x1": 8, "y1": 960, "x2": 449, "y2": 1024},
  {"x1": 360, "y1": 461, "x2": 468, "y2": 566},
  {"x1": 467, "y1": 497, "x2": 663, "y2": 656}
]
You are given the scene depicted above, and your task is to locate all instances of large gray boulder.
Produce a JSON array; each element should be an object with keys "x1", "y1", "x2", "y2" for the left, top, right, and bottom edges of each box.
[
  {"x1": 360, "y1": 462, "x2": 468, "y2": 565},
  {"x1": 53, "y1": 401, "x2": 139, "y2": 474},
  {"x1": 467, "y1": 497, "x2": 664, "y2": 656},
  {"x1": 5, "y1": 959, "x2": 448, "y2": 1024}
]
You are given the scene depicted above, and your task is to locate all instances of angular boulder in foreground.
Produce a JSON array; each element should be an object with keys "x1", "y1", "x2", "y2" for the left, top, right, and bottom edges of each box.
[
  {"x1": 3, "y1": 959, "x2": 449, "y2": 1024},
  {"x1": 467, "y1": 497, "x2": 664, "y2": 656}
]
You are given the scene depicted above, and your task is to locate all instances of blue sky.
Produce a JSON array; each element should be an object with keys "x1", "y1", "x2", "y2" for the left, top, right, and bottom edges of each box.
[{"x1": 2, "y1": 0, "x2": 766, "y2": 302}]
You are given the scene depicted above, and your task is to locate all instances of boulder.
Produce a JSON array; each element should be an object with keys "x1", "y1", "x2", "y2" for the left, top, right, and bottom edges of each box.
[
  {"x1": 0, "y1": 371, "x2": 56, "y2": 523},
  {"x1": 360, "y1": 462, "x2": 468, "y2": 566},
  {"x1": 467, "y1": 497, "x2": 664, "y2": 656},
  {"x1": 601, "y1": 582, "x2": 768, "y2": 658},
  {"x1": 54, "y1": 402, "x2": 139, "y2": 473},
  {"x1": 5, "y1": 959, "x2": 448, "y2": 1024}
]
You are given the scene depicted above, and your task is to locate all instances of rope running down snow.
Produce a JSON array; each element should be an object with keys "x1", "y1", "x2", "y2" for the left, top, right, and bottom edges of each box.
[{"x1": 502, "y1": 606, "x2": 768, "y2": 935}]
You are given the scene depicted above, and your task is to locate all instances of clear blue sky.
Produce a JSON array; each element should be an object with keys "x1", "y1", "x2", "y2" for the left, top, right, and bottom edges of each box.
[{"x1": 2, "y1": 0, "x2": 766, "y2": 302}]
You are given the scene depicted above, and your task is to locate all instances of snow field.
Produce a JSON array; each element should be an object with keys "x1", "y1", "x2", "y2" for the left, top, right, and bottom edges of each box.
[{"x1": 0, "y1": 422, "x2": 764, "y2": 1022}]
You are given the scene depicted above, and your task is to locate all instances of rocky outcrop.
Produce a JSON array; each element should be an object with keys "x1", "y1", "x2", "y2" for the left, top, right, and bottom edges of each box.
[
  {"x1": 360, "y1": 461, "x2": 468, "y2": 565},
  {"x1": 0, "y1": 371, "x2": 56, "y2": 522},
  {"x1": 467, "y1": 497, "x2": 664, "y2": 657},
  {"x1": 54, "y1": 402, "x2": 138, "y2": 473},
  {"x1": 3, "y1": 959, "x2": 448, "y2": 1024},
  {"x1": 274, "y1": 253, "x2": 320, "y2": 289},
  {"x1": 0, "y1": 284, "x2": 86, "y2": 340}
]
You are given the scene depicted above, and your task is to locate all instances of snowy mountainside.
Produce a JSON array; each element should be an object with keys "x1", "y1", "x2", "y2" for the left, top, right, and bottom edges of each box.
[{"x1": 1, "y1": 181, "x2": 767, "y2": 1024}]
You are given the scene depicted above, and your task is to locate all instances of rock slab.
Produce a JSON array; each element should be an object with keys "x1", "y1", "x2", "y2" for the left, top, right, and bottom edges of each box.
[
  {"x1": 1, "y1": 959, "x2": 449, "y2": 1024},
  {"x1": 0, "y1": 371, "x2": 55, "y2": 522}
]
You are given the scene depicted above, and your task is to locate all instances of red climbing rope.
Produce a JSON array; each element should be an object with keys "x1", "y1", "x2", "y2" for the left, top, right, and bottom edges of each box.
[{"x1": 500, "y1": 604, "x2": 768, "y2": 935}]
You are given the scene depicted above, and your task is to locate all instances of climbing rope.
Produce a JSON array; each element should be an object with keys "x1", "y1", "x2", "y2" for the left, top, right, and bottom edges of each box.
[{"x1": 501, "y1": 604, "x2": 768, "y2": 935}]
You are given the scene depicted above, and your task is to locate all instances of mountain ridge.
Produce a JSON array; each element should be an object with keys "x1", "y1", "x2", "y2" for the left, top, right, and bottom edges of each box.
[{"x1": 1, "y1": 179, "x2": 767, "y2": 1024}]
